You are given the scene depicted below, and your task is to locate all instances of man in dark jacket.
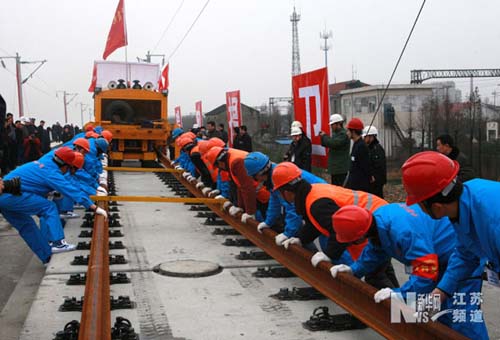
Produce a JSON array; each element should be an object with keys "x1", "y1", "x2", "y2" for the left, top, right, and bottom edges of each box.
[
  {"x1": 345, "y1": 118, "x2": 372, "y2": 192},
  {"x1": 363, "y1": 125, "x2": 386, "y2": 198},
  {"x1": 218, "y1": 123, "x2": 228, "y2": 144},
  {"x1": 234, "y1": 125, "x2": 252, "y2": 152},
  {"x1": 319, "y1": 114, "x2": 350, "y2": 186},
  {"x1": 37, "y1": 120, "x2": 51, "y2": 154},
  {"x1": 284, "y1": 126, "x2": 311, "y2": 171},
  {"x1": 206, "y1": 121, "x2": 222, "y2": 139},
  {"x1": 436, "y1": 134, "x2": 474, "y2": 182}
]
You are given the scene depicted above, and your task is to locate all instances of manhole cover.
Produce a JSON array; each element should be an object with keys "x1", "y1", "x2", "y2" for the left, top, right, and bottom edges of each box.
[{"x1": 153, "y1": 260, "x2": 222, "y2": 277}]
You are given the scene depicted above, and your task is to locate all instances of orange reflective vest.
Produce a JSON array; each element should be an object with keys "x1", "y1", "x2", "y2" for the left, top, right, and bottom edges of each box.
[
  {"x1": 305, "y1": 184, "x2": 388, "y2": 260},
  {"x1": 227, "y1": 149, "x2": 270, "y2": 203}
]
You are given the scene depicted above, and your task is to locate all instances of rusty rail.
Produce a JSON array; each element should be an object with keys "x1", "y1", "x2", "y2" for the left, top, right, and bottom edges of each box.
[
  {"x1": 158, "y1": 153, "x2": 467, "y2": 340},
  {"x1": 78, "y1": 201, "x2": 111, "y2": 340}
]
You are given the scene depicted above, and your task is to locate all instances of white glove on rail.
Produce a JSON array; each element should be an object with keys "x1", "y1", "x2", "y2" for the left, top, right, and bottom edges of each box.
[
  {"x1": 222, "y1": 201, "x2": 232, "y2": 211},
  {"x1": 202, "y1": 187, "x2": 212, "y2": 196},
  {"x1": 310, "y1": 251, "x2": 332, "y2": 268},
  {"x1": 228, "y1": 206, "x2": 243, "y2": 217},
  {"x1": 330, "y1": 264, "x2": 353, "y2": 278},
  {"x1": 374, "y1": 288, "x2": 393, "y2": 303},
  {"x1": 275, "y1": 233, "x2": 289, "y2": 246},
  {"x1": 208, "y1": 189, "x2": 220, "y2": 198},
  {"x1": 241, "y1": 213, "x2": 255, "y2": 223},
  {"x1": 257, "y1": 222, "x2": 270, "y2": 234},
  {"x1": 96, "y1": 186, "x2": 108, "y2": 195},
  {"x1": 95, "y1": 207, "x2": 108, "y2": 220},
  {"x1": 182, "y1": 172, "x2": 191, "y2": 179},
  {"x1": 282, "y1": 237, "x2": 302, "y2": 250}
]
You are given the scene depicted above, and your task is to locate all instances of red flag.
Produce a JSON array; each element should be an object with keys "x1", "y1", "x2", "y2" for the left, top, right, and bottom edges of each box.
[
  {"x1": 103, "y1": 0, "x2": 127, "y2": 60},
  {"x1": 158, "y1": 63, "x2": 169, "y2": 91},
  {"x1": 88, "y1": 63, "x2": 97, "y2": 92},
  {"x1": 292, "y1": 67, "x2": 330, "y2": 168},
  {"x1": 195, "y1": 101, "x2": 203, "y2": 126},
  {"x1": 225, "y1": 90, "x2": 242, "y2": 147}
]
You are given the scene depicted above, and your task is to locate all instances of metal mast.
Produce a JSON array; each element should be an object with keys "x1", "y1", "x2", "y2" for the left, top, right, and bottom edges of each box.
[{"x1": 290, "y1": 6, "x2": 301, "y2": 76}]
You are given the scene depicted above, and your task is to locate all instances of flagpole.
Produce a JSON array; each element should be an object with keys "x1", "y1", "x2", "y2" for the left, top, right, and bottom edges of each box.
[
  {"x1": 125, "y1": 46, "x2": 129, "y2": 86},
  {"x1": 123, "y1": 0, "x2": 129, "y2": 86}
]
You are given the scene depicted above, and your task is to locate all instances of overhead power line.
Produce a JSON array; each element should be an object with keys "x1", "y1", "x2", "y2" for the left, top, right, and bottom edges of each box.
[
  {"x1": 151, "y1": 0, "x2": 185, "y2": 53},
  {"x1": 368, "y1": 0, "x2": 427, "y2": 128},
  {"x1": 167, "y1": 0, "x2": 211, "y2": 61}
]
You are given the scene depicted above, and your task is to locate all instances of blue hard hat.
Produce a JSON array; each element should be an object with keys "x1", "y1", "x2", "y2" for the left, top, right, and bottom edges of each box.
[
  {"x1": 244, "y1": 152, "x2": 270, "y2": 177},
  {"x1": 94, "y1": 126, "x2": 103, "y2": 134},
  {"x1": 95, "y1": 137, "x2": 109, "y2": 152},
  {"x1": 172, "y1": 128, "x2": 184, "y2": 140}
]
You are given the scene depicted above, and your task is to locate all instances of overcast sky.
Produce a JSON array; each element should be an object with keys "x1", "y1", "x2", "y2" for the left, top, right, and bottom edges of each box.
[{"x1": 1, "y1": 0, "x2": 499, "y2": 126}]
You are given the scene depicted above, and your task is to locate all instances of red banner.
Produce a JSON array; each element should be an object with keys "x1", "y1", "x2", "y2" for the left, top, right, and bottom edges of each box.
[
  {"x1": 158, "y1": 63, "x2": 169, "y2": 91},
  {"x1": 195, "y1": 101, "x2": 203, "y2": 127},
  {"x1": 103, "y1": 0, "x2": 128, "y2": 60},
  {"x1": 292, "y1": 67, "x2": 330, "y2": 168},
  {"x1": 226, "y1": 90, "x2": 242, "y2": 147},
  {"x1": 174, "y1": 106, "x2": 182, "y2": 127}
]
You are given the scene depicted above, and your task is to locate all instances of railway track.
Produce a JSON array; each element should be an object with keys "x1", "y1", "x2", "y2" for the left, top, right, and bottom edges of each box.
[{"x1": 44, "y1": 155, "x2": 467, "y2": 340}]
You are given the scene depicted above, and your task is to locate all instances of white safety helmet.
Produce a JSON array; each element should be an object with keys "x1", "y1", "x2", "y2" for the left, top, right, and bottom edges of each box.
[
  {"x1": 290, "y1": 126, "x2": 302, "y2": 136},
  {"x1": 362, "y1": 125, "x2": 378, "y2": 137},
  {"x1": 192, "y1": 123, "x2": 199, "y2": 129},
  {"x1": 20, "y1": 116, "x2": 30, "y2": 124},
  {"x1": 329, "y1": 114, "x2": 344, "y2": 125},
  {"x1": 291, "y1": 120, "x2": 303, "y2": 129}
]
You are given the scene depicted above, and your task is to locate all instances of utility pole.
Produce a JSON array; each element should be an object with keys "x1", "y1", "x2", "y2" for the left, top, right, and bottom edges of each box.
[
  {"x1": 290, "y1": 6, "x2": 301, "y2": 77},
  {"x1": 78, "y1": 102, "x2": 89, "y2": 127},
  {"x1": 320, "y1": 28, "x2": 332, "y2": 71},
  {"x1": 56, "y1": 91, "x2": 78, "y2": 124},
  {"x1": 0, "y1": 53, "x2": 47, "y2": 117}
]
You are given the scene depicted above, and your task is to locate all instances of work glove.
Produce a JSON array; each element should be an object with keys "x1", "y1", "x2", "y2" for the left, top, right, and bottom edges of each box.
[
  {"x1": 241, "y1": 213, "x2": 255, "y2": 223},
  {"x1": 374, "y1": 288, "x2": 393, "y2": 303},
  {"x1": 47, "y1": 191, "x2": 63, "y2": 201},
  {"x1": 257, "y1": 222, "x2": 270, "y2": 234},
  {"x1": 228, "y1": 206, "x2": 243, "y2": 217},
  {"x1": 196, "y1": 182, "x2": 204, "y2": 190},
  {"x1": 208, "y1": 189, "x2": 220, "y2": 198},
  {"x1": 174, "y1": 165, "x2": 182, "y2": 170},
  {"x1": 101, "y1": 158, "x2": 108, "y2": 166},
  {"x1": 182, "y1": 172, "x2": 190, "y2": 179},
  {"x1": 214, "y1": 195, "x2": 225, "y2": 200},
  {"x1": 283, "y1": 237, "x2": 302, "y2": 250},
  {"x1": 99, "y1": 179, "x2": 107, "y2": 186},
  {"x1": 330, "y1": 264, "x2": 353, "y2": 278},
  {"x1": 96, "y1": 186, "x2": 108, "y2": 195},
  {"x1": 186, "y1": 175, "x2": 195, "y2": 182},
  {"x1": 222, "y1": 201, "x2": 232, "y2": 211},
  {"x1": 275, "y1": 233, "x2": 289, "y2": 246},
  {"x1": 202, "y1": 187, "x2": 211, "y2": 196},
  {"x1": 310, "y1": 251, "x2": 332, "y2": 268},
  {"x1": 95, "y1": 207, "x2": 108, "y2": 220}
]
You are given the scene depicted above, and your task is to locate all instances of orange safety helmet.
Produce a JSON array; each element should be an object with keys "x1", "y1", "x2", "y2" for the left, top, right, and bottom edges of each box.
[
  {"x1": 346, "y1": 118, "x2": 364, "y2": 130},
  {"x1": 402, "y1": 151, "x2": 460, "y2": 206},
  {"x1": 197, "y1": 140, "x2": 209, "y2": 154},
  {"x1": 85, "y1": 124, "x2": 94, "y2": 132},
  {"x1": 206, "y1": 146, "x2": 224, "y2": 166},
  {"x1": 85, "y1": 131, "x2": 99, "y2": 139},
  {"x1": 72, "y1": 152, "x2": 85, "y2": 169},
  {"x1": 54, "y1": 146, "x2": 75, "y2": 166},
  {"x1": 271, "y1": 162, "x2": 302, "y2": 191},
  {"x1": 101, "y1": 130, "x2": 113, "y2": 143},
  {"x1": 199, "y1": 137, "x2": 225, "y2": 155},
  {"x1": 177, "y1": 136, "x2": 195, "y2": 149},
  {"x1": 73, "y1": 138, "x2": 90, "y2": 152},
  {"x1": 179, "y1": 132, "x2": 196, "y2": 140},
  {"x1": 332, "y1": 205, "x2": 373, "y2": 243}
]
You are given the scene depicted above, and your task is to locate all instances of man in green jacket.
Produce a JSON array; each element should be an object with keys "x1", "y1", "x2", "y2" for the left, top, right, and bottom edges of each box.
[{"x1": 319, "y1": 114, "x2": 350, "y2": 186}]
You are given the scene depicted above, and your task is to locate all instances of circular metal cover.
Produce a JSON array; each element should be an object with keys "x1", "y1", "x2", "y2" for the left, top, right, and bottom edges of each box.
[{"x1": 154, "y1": 260, "x2": 222, "y2": 278}]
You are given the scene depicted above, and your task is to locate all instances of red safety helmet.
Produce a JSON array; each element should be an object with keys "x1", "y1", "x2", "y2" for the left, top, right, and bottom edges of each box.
[
  {"x1": 101, "y1": 130, "x2": 113, "y2": 143},
  {"x1": 84, "y1": 124, "x2": 94, "y2": 132},
  {"x1": 346, "y1": 118, "x2": 364, "y2": 130},
  {"x1": 271, "y1": 162, "x2": 302, "y2": 191},
  {"x1": 73, "y1": 138, "x2": 90, "y2": 152},
  {"x1": 85, "y1": 131, "x2": 99, "y2": 139},
  {"x1": 72, "y1": 152, "x2": 85, "y2": 169},
  {"x1": 332, "y1": 205, "x2": 373, "y2": 243},
  {"x1": 206, "y1": 146, "x2": 224, "y2": 166},
  {"x1": 54, "y1": 146, "x2": 75, "y2": 166},
  {"x1": 402, "y1": 151, "x2": 460, "y2": 206},
  {"x1": 177, "y1": 136, "x2": 195, "y2": 149},
  {"x1": 199, "y1": 137, "x2": 225, "y2": 155},
  {"x1": 179, "y1": 132, "x2": 196, "y2": 140}
]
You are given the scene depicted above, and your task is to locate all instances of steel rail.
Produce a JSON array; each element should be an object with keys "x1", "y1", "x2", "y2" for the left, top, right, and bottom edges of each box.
[
  {"x1": 158, "y1": 153, "x2": 467, "y2": 340},
  {"x1": 90, "y1": 195, "x2": 225, "y2": 205},
  {"x1": 78, "y1": 201, "x2": 111, "y2": 340},
  {"x1": 104, "y1": 166, "x2": 183, "y2": 173}
]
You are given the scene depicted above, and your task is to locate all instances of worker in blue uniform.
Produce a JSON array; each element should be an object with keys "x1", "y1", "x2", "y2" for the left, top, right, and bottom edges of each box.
[
  {"x1": 401, "y1": 151, "x2": 499, "y2": 303},
  {"x1": 1, "y1": 147, "x2": 107, "y2": 261},
  {"x1": 243, "y1": 152, "x2": 327, "y2": 246},
  {"x1": 331, "y1": 203, "x2": 488, "y2": 339}
]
